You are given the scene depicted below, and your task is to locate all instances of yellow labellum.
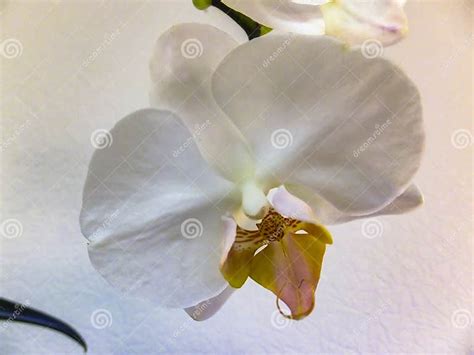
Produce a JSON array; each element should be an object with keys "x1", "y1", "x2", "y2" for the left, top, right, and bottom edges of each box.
[{"x1": 220, "y1": 209, "x2": 332, "y2": 319}]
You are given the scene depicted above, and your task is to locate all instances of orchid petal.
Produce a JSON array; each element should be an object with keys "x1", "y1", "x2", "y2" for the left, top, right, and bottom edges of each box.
[
  {"x1": 358, "y1": 182, "x2": 423, "y2": 219},
  {"x1": 286, "y1": 183, "x2": 423, "y2": 225},
  {"x1": 267, "y1": 185, "x2": 333, "y2": 244},
  {"x1": 80, "y1": 109, "x2": 239, "y2": 308},
  {"x1": 222, "y1": 0, "x2": 407, "y2": 46},
  {"x1": 212, "y1": 34, "x2": 424, "y2": 216},
  {"x1": 150, "y1": 23, "x2": 256, "y2": 183},
  {"x1": 222, "y1": 0, "x2": 326, "y2": 35},
  {"x1": 249, "y1": 233, "x2": 327, "y2": 320},
  {"x1": 267, "y1": 185, "x2": 317, "y2": 222},
  {"x1": 184, "y1": 286, "x2": 234, "y2": 321},
  {"x1": 321, "y1": 0, "x2": 408, "y2": 46},
  {"x1": 290, "y1": 184, "x2": 423, "y2": 225}
]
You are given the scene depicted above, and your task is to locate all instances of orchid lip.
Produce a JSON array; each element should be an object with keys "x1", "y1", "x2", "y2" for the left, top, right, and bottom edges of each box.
[{"x1": 220, "y1": 205, "x2": 333, "y2": 319}]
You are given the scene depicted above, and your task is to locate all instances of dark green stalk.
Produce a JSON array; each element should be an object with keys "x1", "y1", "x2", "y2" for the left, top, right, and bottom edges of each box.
[{"x1": 193, "y1": 0, "x2": 272, "y2": 40}]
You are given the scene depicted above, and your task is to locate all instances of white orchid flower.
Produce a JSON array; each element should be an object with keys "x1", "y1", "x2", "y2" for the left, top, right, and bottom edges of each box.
[
  {"x1": 80, "y1": 23, "x2": 424, "y2": 321},
  {"x1": 221, "y1": 0, "x2": 408, "y2": 46}
]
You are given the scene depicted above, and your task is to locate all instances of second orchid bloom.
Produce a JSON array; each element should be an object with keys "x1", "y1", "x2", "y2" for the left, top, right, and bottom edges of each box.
[{"x1": 214, "y1": 0, "x2": 408, "y2": 46}]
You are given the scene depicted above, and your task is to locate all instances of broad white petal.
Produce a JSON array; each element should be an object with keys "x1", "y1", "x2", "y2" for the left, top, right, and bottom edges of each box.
[
  {"x1": 80, "y1": 109, "x2": 239, "y2": 308},
  {"x1": 149, "y1": 23, "x2": 239, "y2": 100},
  {"x1": 184, "y1": 286, "x2": 234, "y2": 321},
  {"x1": 288, "y1": 183, "x2": 423, "y2": 225},
  {"x1": 267, "y1": 185, "x2": 316, "y2": 222},
  {"x1": 150, "y1": 23, "x2": 255, "y2": 183},
  {"x1": 367, "y1": 182, "x2": 423, "y2": 217},
  {"x1": 322, "y1": 0, "x2": 408, "y2": 46},
  {"x1": 222, "y1": 0, "x2": 326, "y2": 35},
  {"x1": 212, "y1": 34, "x2": 424, "y2": 216}
]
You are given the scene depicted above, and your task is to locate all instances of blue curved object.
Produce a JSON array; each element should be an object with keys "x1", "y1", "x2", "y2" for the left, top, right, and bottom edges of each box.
[{"x1": 0, "y1": 298, "x2": 87, "y2": 352}]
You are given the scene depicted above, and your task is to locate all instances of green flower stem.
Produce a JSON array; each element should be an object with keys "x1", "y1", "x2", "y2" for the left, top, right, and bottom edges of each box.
[{"x1": 193, "y1": 0, "x2": 272, "y2": 40}]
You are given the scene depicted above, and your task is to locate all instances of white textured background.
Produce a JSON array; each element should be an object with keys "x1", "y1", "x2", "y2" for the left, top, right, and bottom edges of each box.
[{"x1": 0, "y1": 0, "x2": 472, "y2": 354}]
